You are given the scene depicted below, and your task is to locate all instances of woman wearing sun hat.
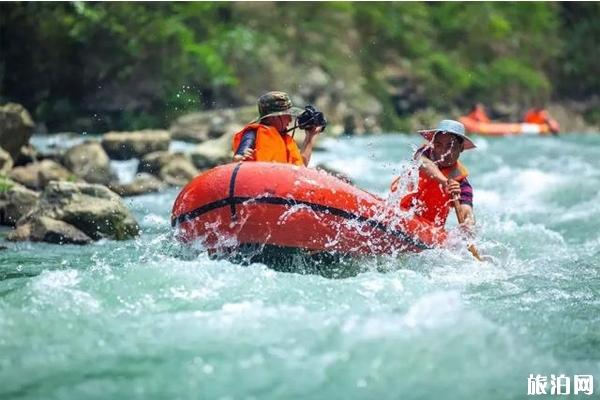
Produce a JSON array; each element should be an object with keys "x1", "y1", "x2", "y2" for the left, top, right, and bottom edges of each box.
[
  {"x1": 390, "y1": 119, "x2": 477, "y2": 234},
  {"x1": 232, "y1": 91, "x2": 324, "y2": 166}
]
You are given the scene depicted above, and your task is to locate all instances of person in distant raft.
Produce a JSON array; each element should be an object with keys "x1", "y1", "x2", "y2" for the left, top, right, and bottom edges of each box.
[
  {"x1": 232, "y1": 91, "x2": 326, "y2": 166},
  {"x1": 390, "y1": 119, "x2": 477, "y2": 234},
  {"x1": 523, "y1": 107, "x2": 560, "y2": 134},
  {"x1": 465, "y1": 103, "x2": 491, "y2": 123}
]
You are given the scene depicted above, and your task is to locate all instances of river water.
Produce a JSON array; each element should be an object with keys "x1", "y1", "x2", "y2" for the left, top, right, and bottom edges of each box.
[{"x1": 1, "y1": 133, "x2": 599, "y2": 399}]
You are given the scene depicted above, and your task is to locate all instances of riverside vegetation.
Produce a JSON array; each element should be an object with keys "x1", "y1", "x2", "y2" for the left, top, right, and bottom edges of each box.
[{"x1": 1, "y1": 2, "x2": 599, "y2": 133}]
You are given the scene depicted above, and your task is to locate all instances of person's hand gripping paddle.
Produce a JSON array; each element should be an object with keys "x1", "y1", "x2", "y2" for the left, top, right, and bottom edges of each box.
[{"x1": 453, "y1": 198, "x2": 485, "y2": 262}]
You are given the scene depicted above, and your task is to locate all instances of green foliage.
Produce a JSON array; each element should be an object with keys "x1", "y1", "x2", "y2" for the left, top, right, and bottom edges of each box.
[
  {"x1": 66, "y1": 174, "x2": 78, "y2": 183},
  {"x1": 0, "y1": 175, "x2": 14, "y2": 194},
  {"x1": 557, "y1": 3, "x2": 600, "y2": 98},
  {"x1": 415, "y1": 53, "x2": 473, "y2": 107},
  {"x1": 584, "y1": 108, "x2": 600, "y2": 126},
  {"x1": 416, "y1": 2, "x2": 560, "y2": 106},
  {"x1": 477, "y1": 58, "x2": 551, "y2": 102},
  {"x1": 0, "y1": 2, "x2": 596, "y2": 131}
]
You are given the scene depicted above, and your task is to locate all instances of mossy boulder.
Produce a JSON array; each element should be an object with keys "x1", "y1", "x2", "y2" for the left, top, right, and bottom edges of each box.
[
  {"x1": 12, "y1": 181, "x2": 139, "y2": 242},
  {"x1": 189, "y1": 131, "x2": 234, "y2": 170},
  {"x1": 9, "y1": 216, "x2": 92, "y2": 245},
  {"x1": 9, "y1": 160, "x2": 76, "y2": 190},
  {"x1": 0, "y1": 179, "x2": 40, "y2": 226},
  {"x1": 138, "y1": 151, "x2": 198, "y2": 186},
  {"x1": 109, "y1": 173, "x2": 165, "y2": 197},
  {"x1": 63, "y1": 141, "x2": 115, "y2": 184}
]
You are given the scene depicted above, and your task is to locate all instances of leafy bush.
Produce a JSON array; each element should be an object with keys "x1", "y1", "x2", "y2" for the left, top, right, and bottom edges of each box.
[{"x1": 0, "y1": 175, "x2": 14, "y2": 194}]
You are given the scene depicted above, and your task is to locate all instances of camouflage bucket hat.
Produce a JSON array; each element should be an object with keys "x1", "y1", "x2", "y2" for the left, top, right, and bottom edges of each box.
[{"x1": 255, "y1": 91, "x2": 303, "y2": 122}]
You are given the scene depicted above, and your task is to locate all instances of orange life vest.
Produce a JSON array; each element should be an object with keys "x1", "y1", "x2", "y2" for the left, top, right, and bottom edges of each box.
[
  {"x1": 232, "y1": 123, "x2": 304, "y2": 166},
  {"x1": 524, "y1": 109, "x2": 560, "y2": 133},
  {"x1": 391, "y1": 161, "x2": 469, "y2": 227},
  {"x1": 524, "y1": 109, "x2": 549, "y2": 125}
]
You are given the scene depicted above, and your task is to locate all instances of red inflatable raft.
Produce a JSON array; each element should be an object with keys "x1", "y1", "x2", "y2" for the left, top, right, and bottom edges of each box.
[
  {"x1": 171, "y1": 162, "x2": 446, "y2": 256},
  {"x1": 459, "y1": 116, "x2": 556, "y2": 137}
]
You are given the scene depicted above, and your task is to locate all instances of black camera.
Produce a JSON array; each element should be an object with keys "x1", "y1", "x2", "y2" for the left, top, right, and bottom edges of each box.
[{"x1": 297, "y1": 105, "x2": 327, "y2": 132}]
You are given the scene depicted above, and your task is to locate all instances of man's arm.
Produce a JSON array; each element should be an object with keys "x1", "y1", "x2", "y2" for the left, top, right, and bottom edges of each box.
[
  {"x1": 300, "y1": 127, "x2": 322, "y2": 166},
  {"x1": 457, "y1": 203, "x2": 475, "y2": 234},
  {"x1": 457, "y1": 179, "x2": 475, "y2": 235},
  {"x1": 418, "y1": 155, "x2": 447, "y2": 185},
  {"x1": 232, "y1": 130, "x2": 256, "y2": 162}
]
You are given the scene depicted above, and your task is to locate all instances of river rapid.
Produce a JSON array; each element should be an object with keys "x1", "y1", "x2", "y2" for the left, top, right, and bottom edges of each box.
[{"x1": 1, "y1": 133, "x2": 599, "y2": 399}]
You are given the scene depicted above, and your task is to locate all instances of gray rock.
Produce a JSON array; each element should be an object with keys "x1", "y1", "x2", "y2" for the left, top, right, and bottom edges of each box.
[
  {"x1": 298, "y1": 67, "x2": 330, "y2": 99},
  {"x1": 169, "y1": 107, "x2": 253, "y2": 143},
  {"x1": 8, "y1": 217, "x2": 92, "y2": 245},
  {"x1": 63, "y1": 142, "x2": 114, "y2": 184},
  {"x1": 0, "y1": 147, "x2": 13, "y2": 174},
  {"x1": 159, "y1": 157, "x2": 198, "y2": 187},
  {"x1": 13, "y1": 144, "x2": 39, "y2": 167},
  {"x1": 0, "y1": 103, "x2": 35, "y2": 160},
  {"x1": 37, "y1": 148, "x2": 65, "y2": 165},
  {"x1": 0, "y1": 180, "x2": 39, "y2": 226},
  {"x1": 7, "y1": 223, "x2": 31, "y2": 242},
  {"x1": 403, "y1": 108, "x2": 448, "y2": 134},
  {"x1": 101, "y1": 130, "x2": 171, "y2": 160},
  {"x1": 109, "y1": 173, "x2": 165, "y2": 197},
  {"x1": 190, "y1": 131, "x2": 234, "y2": 170},
  {"x1": 137, "y1": 151, "x2": 198, "y2": 187},
  {"x1": 137, "y1": 151, "x2": 178, "y2": 175},
  {"x1": 18, "y1": 181, "x2": 139, "y2": 241},
  {"x1": 9, "y1": 160, "x2": 75, "y2": 190},
  {"x1": 363, "y1": 115, "x2": 382, "y2": 134},
  {"x1": 547, "y1": 102, "x2": 600, "y2": 133},
  {"x1": 346, "y1": 95, "x2": 384, "y2": 135}
]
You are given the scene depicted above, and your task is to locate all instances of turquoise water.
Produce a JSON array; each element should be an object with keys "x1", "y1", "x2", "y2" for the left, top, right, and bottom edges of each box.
[{"x1": 2, "y1": 134, "x2": 600, "y2": 399}]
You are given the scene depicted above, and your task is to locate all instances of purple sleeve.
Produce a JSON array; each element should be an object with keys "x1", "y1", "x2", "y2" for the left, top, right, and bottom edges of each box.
[
  {"x1": 459, "y1": 178, "x2": 473, "y2": 206},
  {"x1": 234, "y1": 130, "x2": 257, "y2": 155}
]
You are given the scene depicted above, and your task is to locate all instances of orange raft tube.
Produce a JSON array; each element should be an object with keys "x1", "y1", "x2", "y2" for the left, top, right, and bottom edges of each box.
[
  {"x1": 459, "y1": 116, "x2": 556, "y2": 137},
  {"x1": 171, "y1": 162, "x2": 446, "y2": 256}
]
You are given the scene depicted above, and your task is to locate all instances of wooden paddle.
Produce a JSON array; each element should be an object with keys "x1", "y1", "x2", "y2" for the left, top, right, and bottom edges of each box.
[{"x1": 453, "y1": 199, "x2": 484, "y2": 262}]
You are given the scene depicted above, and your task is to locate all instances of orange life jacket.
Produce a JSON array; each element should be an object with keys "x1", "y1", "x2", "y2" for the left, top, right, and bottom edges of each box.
[
  {"x1": 391, "y1": 161, "x2": 469, "y2": 227},
  {"x1": 232, "y1": 123, "x2": 304, "y2": 166},
  {"x1": 524, "y1": 109, "x2": 559, "y2": 133},
  {"x1": 524, "y1": 109, "x2": 549, "y2": 125}
]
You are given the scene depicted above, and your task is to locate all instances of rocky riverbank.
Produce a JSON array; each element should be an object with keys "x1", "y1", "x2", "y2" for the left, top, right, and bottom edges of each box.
[{"x1": 0, "y1": 103, "x2": 233, "y2": 245}]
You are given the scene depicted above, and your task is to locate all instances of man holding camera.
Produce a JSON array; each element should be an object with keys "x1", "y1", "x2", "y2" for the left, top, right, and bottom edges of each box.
[{"x1": 232, "y1": 91, "x2": 325, "y2": 166}]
